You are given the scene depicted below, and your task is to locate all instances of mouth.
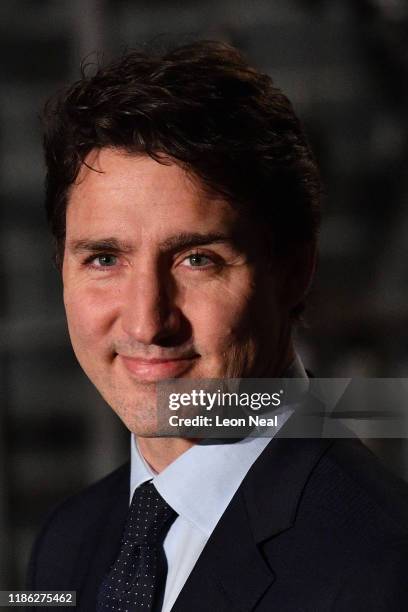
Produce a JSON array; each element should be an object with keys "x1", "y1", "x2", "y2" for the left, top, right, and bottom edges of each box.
[{"x1": 118, "y1": 354, "x2": 199, "y2": 382}]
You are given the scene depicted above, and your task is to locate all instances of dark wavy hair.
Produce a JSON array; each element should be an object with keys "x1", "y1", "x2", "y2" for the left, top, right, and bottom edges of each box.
[{"x1": 43, "y1": 40, "x2": 321, "y2": 287}]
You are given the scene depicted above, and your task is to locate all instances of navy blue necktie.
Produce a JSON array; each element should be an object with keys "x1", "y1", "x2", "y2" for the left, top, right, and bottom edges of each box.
[{"x1": 97, "y1": 481, "x2": 177, "y2": 611}]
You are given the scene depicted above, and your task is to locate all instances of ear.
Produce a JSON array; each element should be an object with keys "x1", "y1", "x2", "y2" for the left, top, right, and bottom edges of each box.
[{"x1": 279, "y1": 242, "x2": 317, "y2": 310}]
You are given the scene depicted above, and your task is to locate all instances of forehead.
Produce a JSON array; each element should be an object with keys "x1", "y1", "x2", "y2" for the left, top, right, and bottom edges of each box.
[{"x1": 65, "y1": 148, "x2": 238, "y2": 240}]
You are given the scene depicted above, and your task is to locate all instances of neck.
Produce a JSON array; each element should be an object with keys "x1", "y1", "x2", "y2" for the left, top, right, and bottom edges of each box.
[{"x1": 276, "y1": 340, "x2": 296, "y2": 376}]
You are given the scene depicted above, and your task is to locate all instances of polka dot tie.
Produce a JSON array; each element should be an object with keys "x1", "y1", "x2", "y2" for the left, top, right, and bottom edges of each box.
[{"x1": 97, "y1": 481, "x2": 177, "y2": 611}]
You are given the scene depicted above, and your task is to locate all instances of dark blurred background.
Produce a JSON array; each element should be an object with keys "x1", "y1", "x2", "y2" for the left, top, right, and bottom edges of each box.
[{"x1": 1, "y1": 0, "x2": 408, "y2": 590}]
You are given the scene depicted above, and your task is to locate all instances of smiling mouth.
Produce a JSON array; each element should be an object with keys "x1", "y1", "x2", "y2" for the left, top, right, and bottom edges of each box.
[{"x1": 119, "y1": 355, "x2": 198, "y2": 381}]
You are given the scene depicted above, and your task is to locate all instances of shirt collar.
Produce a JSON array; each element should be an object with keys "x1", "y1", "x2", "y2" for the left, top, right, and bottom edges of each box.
[
  {"x1": 130, "y1": 434, "x2": 274, "y2": 537},
  {"x1": 130, "y1": 354, "x2": 307, "y2": 536}
]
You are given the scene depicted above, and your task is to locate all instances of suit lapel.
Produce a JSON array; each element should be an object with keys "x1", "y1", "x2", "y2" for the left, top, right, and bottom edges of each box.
[
  {"x1": 73, "y1": 466, "x2": 130, "y2": 610},
  {"x1": 172, "y1": 435, "x2": 333, "y2": 612},
  {"x1": 242, "y1": 436, "x2": 333, "y2": 543},
  {"x1": 172, "y1": 487, "x2": 274, "y2": 612}
]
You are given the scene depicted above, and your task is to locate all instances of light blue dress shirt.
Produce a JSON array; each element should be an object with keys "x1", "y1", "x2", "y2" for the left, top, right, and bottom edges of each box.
[{"x1": 130, "y1": 355, "x2": 307, "y2": 612}]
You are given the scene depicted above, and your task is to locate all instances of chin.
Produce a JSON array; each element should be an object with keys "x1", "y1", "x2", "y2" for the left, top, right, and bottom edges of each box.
[
  {"x1": 114, "y1": 403, "x2": 160, "y2": 436},
  {"x1": 102, "y1": 384, "x2": 162, "y2": 434}
]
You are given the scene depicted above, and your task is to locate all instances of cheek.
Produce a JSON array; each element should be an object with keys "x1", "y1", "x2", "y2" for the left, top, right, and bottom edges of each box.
[
  {"x1": 182, "y1": 279, "x2": 256, "y2": 351},
  {"x1": 63, "y1": 283, "x2": 119, "y2": 348}
]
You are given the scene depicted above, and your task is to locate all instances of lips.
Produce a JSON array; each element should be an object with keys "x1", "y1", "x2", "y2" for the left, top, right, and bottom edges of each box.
[{"x1": 119, "y1": 355, "x2": 198, "y2": 381}]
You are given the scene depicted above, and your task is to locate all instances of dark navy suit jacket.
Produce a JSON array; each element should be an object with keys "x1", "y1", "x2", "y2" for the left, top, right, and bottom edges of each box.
[{"x1": 27, "y1": 427, "x2": 408, "y2": 611}]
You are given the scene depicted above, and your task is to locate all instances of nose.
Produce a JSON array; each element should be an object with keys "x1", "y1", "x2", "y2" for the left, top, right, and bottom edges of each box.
[{"x1": 120, "y1": 265, "x2": 181, "y2": 346}]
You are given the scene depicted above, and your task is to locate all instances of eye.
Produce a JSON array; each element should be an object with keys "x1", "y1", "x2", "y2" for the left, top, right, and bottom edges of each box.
[
  {"x1": 182, "y1": 253, "x2": 214, "y2": 268},
  {"x1": 88, "y1": 254, "x2": 118, "y2": 268}
]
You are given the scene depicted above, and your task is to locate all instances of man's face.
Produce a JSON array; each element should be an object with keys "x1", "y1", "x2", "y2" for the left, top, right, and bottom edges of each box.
[{"x1": 63, "y1": 148, "x2": 293, "y2": 434}]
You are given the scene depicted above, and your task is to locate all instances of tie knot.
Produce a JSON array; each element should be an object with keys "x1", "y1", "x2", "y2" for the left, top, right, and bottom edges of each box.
[{"x1": 126, "y1": 481, "x2": 177, "y2": 546}]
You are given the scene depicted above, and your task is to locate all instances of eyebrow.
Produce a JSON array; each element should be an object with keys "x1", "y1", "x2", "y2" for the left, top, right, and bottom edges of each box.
[
  {"x1": 67, "y1": 232, "x2": 231, "y2": 255},
  {"x1": 68, "y1": 238, "x2": 134, "y2": 254},
  {"x1": 159, "y1": 232, "x2": 230, "y2": 251}
]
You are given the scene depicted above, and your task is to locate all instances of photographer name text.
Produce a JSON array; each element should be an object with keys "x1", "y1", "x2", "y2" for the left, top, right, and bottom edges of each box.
[{"x1": 168, "y1": 414, "x2": 278, "y2": 428}]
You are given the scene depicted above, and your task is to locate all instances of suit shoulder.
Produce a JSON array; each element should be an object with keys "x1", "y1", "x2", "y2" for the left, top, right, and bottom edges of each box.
[
  {"x1": 305, "y1": 439, "x2": 408, "y2": 539},
  {"x1": 27, "y1": 462, "x2": 129, "y2": 588},
  {"x1": 43, "y1": 462, "x2": 130, "y2": 528}
]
